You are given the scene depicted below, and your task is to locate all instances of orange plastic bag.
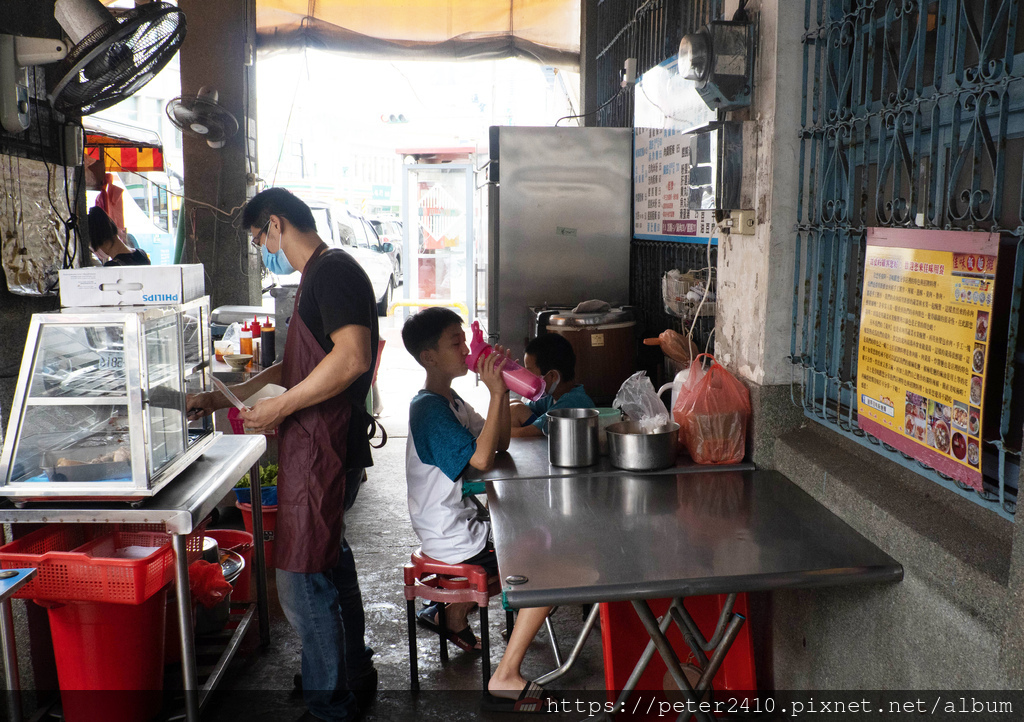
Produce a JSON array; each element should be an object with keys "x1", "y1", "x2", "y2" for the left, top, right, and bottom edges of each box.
[{"x1": 672, "y1": 354, "x2": 751, "y2": 464}]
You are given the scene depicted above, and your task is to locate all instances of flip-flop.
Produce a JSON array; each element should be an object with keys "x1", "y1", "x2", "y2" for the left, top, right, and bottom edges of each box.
[
  {"x1": 416, "y1": 603, "x2": 481, "y2": 653},
  {"x1": 482, "y1": 681, "x2": 562, "y2": 713}
]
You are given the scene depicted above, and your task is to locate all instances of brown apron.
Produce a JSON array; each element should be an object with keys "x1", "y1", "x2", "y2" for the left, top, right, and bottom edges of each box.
[{"x1": 275, "y1": 245, "x2": 353, "y2": 573}]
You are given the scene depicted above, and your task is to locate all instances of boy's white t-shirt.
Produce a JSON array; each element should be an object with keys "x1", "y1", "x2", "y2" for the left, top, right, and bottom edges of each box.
[{"x1": 406, "y1": 389, "x2": 490, "y2": 564}]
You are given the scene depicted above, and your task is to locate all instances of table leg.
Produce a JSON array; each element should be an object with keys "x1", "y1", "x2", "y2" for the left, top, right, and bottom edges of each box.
[
  {"x1": 535, "y1": 603, "x2": 601, "y2": 686},
  {"x1": 248, "y1": 459, "x2": 271, "y2": 647},
  {"x1": 0, "y1": 599, "x2": 22, "y2": 722},
  {"x1": 173, "y1": 534, "x2": 200, "y2": 722},
  {"x1": 631, "y1": 600, "x2": 714, "y2": 722}
]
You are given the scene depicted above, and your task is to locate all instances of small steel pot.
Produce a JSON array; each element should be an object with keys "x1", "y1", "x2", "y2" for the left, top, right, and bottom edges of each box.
[
  {"x1": 606, "y1": 420, "x2": 680, "y2": 471},
  {"x1": 548, "y1": 408, "x2": 599, "y2": 467}
]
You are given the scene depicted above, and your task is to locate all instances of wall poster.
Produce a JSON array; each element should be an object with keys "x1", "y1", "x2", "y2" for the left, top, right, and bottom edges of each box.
[
  {"x1": 857, "y1": 228, "x2": 998, "y2": 492},
  {"x1": 633, "y1": 128, "x2": 716, "y2": 243}
]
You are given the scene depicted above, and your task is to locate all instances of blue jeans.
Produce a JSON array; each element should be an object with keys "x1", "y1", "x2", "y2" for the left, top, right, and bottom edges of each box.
[{"x1": 276, "y1": 468, "x2": 373, "y2": 722}]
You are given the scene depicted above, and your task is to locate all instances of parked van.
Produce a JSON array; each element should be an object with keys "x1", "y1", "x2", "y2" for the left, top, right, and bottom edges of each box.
[{"x1": 269, "y1": 203, "x2": 397, "y2": 315}]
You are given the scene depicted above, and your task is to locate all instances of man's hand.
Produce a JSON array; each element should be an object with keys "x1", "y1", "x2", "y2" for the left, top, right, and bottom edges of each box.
[
  {"x1": 238, "y1": 396, "x2": 287, "y2": 434},
  {"x1": 478, "y1": 346, "x2": 509, "y2": 396},
  {"x1": 186, "y1": 391, "x2": 224, "y2": 421}
]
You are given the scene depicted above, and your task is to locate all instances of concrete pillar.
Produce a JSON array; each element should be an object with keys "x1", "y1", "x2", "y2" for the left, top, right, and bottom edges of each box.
[
  {"x1": 715, "y1": 0, "x2": 802, "y2": 387},
  {"x1": 177, "y1": 0, "x2": 260, "y2": 308}
]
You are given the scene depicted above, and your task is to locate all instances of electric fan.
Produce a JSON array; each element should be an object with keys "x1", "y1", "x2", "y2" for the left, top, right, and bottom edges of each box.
[
  {"x1": 165, "y1": 87, "x2": 239, "y2": 148},
  {"x1": 0, "y1": 0, "x2": 186, "y2": 132}
]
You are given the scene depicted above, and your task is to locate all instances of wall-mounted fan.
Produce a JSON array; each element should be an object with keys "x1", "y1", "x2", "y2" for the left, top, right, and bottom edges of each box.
[
  {"x1": 165, "y1": 87, "x2": 239, "y2": 148},
  {"x1": 0, "y1": 0, "x2": 186, "y2": 133}
]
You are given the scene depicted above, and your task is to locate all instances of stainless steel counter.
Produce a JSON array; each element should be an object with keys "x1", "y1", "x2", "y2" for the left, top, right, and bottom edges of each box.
[
  {"x1": 463, "y1": 437, "x2": 753, "y2": 486},
  {"x1": 0, "y1": 434, "x2": 266, "y2": 534},
  {"x1": 0, "y1": 434, "x2": 268, "y2": 722},
  {"x1": 489, "y1": 468, "x2": 903, "y2": 609}
]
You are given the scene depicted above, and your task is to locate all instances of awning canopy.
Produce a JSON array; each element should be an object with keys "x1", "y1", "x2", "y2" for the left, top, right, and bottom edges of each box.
[
  {"x1": 255, "y1": 0, "x2": 580, "y2": 67},
  {"x1": 83, "y1": 117, "x2": 165, "y2": 172}
]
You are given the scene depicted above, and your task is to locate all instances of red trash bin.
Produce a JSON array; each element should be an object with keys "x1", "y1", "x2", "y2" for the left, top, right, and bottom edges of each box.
[
  {"x1": 45, "y1": 590, "x2": 167, "y2": 722},
  {"x1": 236, "y1": 501, "x2": 277, "y2": 569}
]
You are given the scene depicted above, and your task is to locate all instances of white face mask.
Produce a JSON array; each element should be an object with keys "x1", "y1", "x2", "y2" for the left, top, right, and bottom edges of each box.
[{"x1": 545, "y1": 371, "x2": 561, "y2": 396}]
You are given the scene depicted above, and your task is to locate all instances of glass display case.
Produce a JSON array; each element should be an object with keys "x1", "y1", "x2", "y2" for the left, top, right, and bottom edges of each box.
[{"x1": 0, "y1": 297, "x2": 215, "y2": 500}]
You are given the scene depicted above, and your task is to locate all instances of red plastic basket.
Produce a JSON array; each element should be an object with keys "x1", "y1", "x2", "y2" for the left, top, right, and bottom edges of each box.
[{"x1": 0, "y1": 523, "x2": 207, "y2": 604}]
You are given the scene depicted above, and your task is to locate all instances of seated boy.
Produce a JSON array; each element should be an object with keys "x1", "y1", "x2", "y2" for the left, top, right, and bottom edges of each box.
[
  {"x1": 402, "y1": 308, "x2": 556, "y2": 710},
  {"x1": 510, "y1": 332, "x2": 595, "y2": 437}
]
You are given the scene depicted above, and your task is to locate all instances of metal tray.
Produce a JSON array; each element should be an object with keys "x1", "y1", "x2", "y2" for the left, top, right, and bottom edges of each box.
[{"x1": 42, "y1": 445, "x2": 132, "y2": 482}]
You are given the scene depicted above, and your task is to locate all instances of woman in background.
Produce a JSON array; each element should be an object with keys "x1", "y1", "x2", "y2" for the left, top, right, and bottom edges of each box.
[{"x1": 87, "y1": 206, "x2": 151, "y2": 266}]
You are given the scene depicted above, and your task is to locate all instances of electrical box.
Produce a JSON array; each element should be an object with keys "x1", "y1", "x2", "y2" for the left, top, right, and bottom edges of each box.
[{"x1": 687, "y1": 121, "x2": 756, "y2": 211}]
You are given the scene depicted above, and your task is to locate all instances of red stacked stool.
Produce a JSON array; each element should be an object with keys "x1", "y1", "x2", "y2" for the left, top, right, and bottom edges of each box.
[{"x1": 403, "y1": 548, "x2": 513, "y2": 691}]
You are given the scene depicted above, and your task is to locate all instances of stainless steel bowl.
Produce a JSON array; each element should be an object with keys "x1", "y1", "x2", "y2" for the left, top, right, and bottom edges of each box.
[{"x1": 605, "y1": 420, "x2": 680, "y2": 471}]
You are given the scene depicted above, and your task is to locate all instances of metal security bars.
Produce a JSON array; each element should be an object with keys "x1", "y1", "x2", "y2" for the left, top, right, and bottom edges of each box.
[{"x1": 794, "y1": 0, "x2": 1024, "y2": 519}]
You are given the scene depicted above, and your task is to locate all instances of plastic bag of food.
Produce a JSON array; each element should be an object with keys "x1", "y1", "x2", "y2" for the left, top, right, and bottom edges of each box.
[
  {"x1": 673, "y1": 354, "x2": 751, "y2": 464},
  {"x1": 189, "y1": 559, "x2": 233, "y2": 609},
  {"x1": 613, "y1": 371, "x2": 670, "y2": 432}
]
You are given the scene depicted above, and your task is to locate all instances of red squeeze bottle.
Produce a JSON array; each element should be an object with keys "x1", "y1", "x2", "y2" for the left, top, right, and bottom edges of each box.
[
  {"x1": 465, "y1": 321, "x2": 545, "y2": 402},
  {"x1": 251, "y1": 316, "x2": 261, "y2": 338}
]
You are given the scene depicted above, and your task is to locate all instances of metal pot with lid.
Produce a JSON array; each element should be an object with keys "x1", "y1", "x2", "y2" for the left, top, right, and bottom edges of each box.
[{"x1": 545, "y1": 307, "x2": 636, "y2": 406}]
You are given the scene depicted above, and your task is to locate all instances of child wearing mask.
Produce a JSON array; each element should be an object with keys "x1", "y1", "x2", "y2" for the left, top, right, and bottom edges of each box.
[{"x1": 510, "y1": 332, "x2": 595, "y2": 437}]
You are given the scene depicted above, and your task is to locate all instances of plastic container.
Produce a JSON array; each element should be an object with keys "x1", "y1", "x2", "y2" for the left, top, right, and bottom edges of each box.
[
  {"x1": 465, "y1": 320, "x2": 545, "y2": 401},
  {"x1": 47, "y1": 589, "x2": 168, "y2": 722},
  {"x1": 236, "y1": 501, "x2": 277, "y2": 569},
  {"x1": 233, "y1": 484, "x2": 278, "y2": 506},
  {"x1": 260, "y1": 321, "x2": 276, "y2": 368},
  {"x1": 205, "y1": 529, "x2": 254, "y2": 602},
  {"x1": 0, "y1": 523, "x2": 206, "y2": 602},
  {"x1": 239, "y1": 323, "x2": 253, "y2": 356}
]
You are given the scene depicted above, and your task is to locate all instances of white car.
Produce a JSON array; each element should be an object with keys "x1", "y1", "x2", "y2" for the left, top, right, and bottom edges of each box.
[
  {"x1": 269, "y1": 205, "x2": 397, "y2": 316},
  {"x1": 368, "y1": 217, "x2": 403, "y2": 284}
]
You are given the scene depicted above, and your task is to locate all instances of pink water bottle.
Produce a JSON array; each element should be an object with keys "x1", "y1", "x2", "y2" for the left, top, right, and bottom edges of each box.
[{"x1": 465, "y1": 321, "x2": 546, "y2": 402}]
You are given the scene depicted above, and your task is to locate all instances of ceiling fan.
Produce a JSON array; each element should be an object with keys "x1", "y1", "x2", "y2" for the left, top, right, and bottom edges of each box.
[{"x1": 0, "y1": 0, "x2": 186, "y2": 133}]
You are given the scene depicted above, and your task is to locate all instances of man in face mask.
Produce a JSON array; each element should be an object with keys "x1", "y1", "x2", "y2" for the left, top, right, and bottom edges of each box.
[
  {"x1": 187, "y1": 188, "x2": 379, "y2": 722},
  {"x1": 509, "y1": 332, "x2": 595, "y2": 437}
]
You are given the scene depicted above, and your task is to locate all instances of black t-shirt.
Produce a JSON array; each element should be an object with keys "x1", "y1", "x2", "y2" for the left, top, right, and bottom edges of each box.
[
  {"x1": 104, "y1": 249, "x2": 151, "y2": 266},
  {"x1": 297, "y1": 247, "x2": 380, "y2": 468}
]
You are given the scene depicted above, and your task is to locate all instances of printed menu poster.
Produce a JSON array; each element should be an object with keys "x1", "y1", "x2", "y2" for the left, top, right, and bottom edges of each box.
[
  {"x1": 633, "y1": 128, "x2": 716, "y2": 241},
  {"x1": 857, "y1": 228, "x2": 997, "y2": 492}
]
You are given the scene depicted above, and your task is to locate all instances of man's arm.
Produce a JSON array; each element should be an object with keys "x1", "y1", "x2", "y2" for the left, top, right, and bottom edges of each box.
[
  {"x1": 240, "y1": 324, "x2": 371, "y2": 432},
  {"x1": 185, "y1": 362, "x2": 284, "y2": 420}
]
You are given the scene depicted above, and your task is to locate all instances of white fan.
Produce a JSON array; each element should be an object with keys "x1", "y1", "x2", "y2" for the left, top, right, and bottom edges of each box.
[{"x1": 165, "y1": 87, "x2": 239, "y2": 149}]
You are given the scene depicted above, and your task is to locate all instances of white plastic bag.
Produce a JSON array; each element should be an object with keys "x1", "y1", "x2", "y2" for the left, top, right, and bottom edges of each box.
[
  {"x1": 613, "y1": 371, "x2": 670, "y2": 432},
  {"x1": 220, "y1": 322, "x2": 242, "y2": 355}
]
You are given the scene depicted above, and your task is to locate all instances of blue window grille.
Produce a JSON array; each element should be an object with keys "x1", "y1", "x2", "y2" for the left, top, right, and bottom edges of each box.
[{"x1": 794, "y1": 0, "x2": 1024, "y2": 520}]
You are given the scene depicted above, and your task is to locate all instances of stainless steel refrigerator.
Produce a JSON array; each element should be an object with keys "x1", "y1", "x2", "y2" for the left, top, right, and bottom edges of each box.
[{"x1": 484, "y1": 126, "x2": 633, "y2": 358}]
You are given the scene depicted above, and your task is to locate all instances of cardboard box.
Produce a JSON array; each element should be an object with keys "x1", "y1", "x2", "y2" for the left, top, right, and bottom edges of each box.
[{"x1": 59, "y1": 265, "x2": 205, "y2": 307}]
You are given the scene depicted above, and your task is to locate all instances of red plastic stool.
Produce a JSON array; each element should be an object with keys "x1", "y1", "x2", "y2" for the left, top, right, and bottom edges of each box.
[{"x1": 403, "y1": 548, "x2": 513, "y2": 691}]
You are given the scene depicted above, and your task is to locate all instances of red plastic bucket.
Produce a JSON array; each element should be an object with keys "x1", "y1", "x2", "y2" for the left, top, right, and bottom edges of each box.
[
  {"x1": 46, "y1": 588, "x2": 167, "y2": 722},
  {"x1": 235, "y1": 502, "x2": 277, "y2": 569},
  {"x1": 204, "y1": 529, "x2": 254, "y2": 602}
]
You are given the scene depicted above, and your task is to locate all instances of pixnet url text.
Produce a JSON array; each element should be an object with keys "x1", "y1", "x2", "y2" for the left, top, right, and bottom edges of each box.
[{"x1": 546, "y1": 696, "x2": 1014, "y2": 717}]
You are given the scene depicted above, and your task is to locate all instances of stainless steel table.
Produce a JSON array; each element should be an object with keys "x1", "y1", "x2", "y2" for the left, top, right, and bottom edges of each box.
[
  {"x1": 488, "y1": 468, "x2": 903, "y2": 719},
  {"x1": 0, "y1": 434, "x2": 268, "y2": 722},
  {"x1": 0, "y1": 569, "x2": 37, "y2": 722}
]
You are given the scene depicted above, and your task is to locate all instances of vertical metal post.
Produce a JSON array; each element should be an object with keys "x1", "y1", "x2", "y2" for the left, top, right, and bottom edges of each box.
[
  {"x1": 173, "y1": 534, "x2": 199, "y2": 722},
  {"x1": 1, "y1": 599, "x2": 22, "y2": 722},
  {"x1": 248, "y1": 459, "x2": 270, "y2": 646}
]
